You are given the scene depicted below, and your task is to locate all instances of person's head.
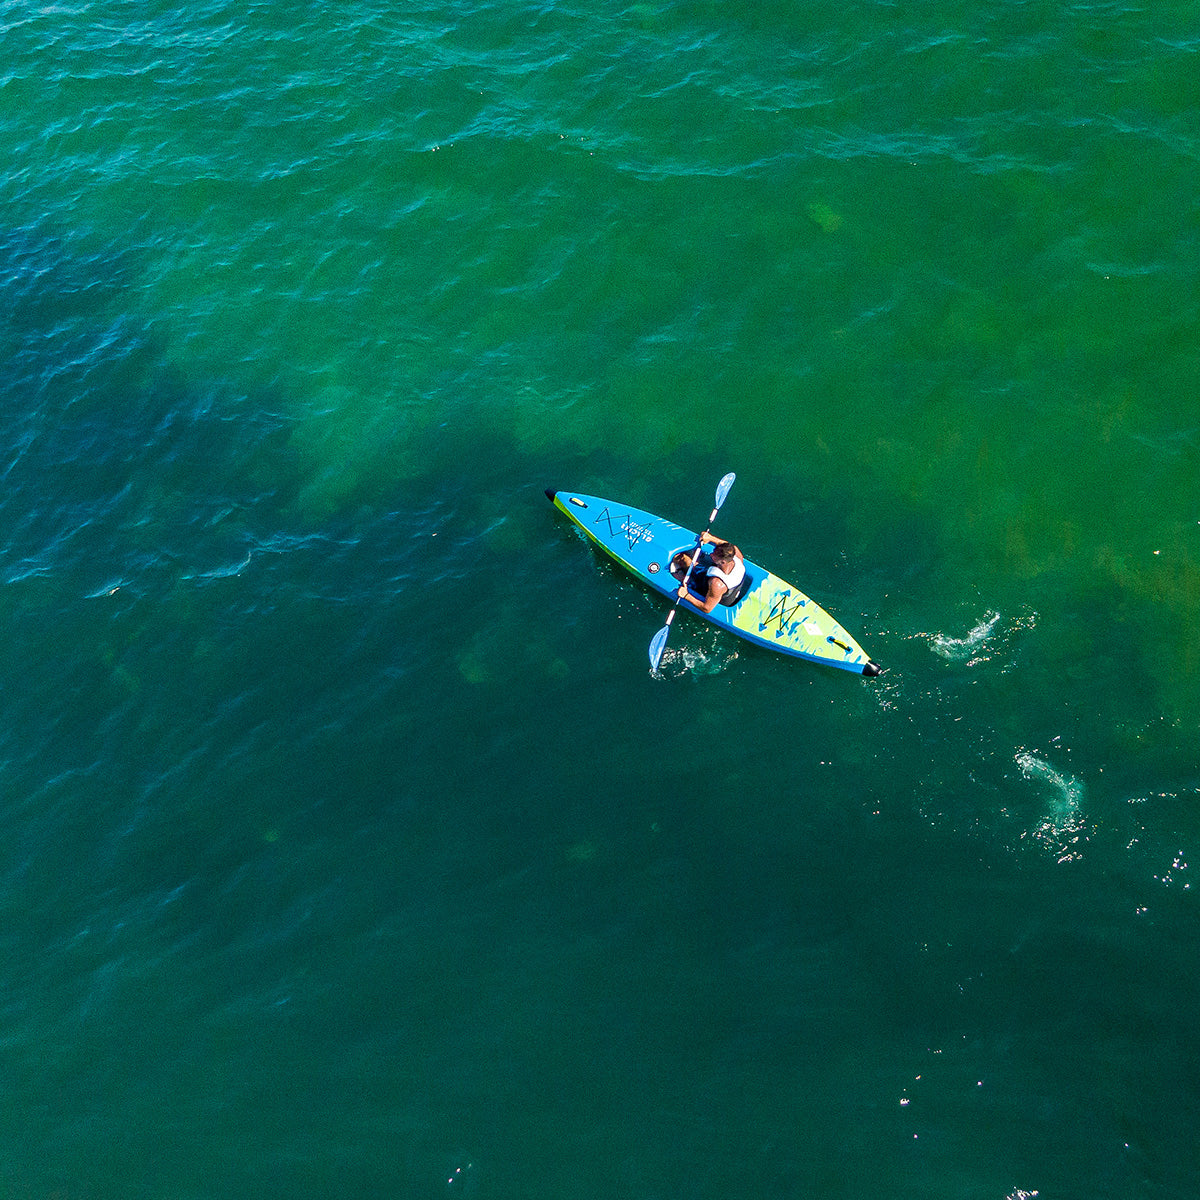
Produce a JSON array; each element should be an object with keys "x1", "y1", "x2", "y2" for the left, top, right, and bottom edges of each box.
[
  {"x1": 711, "y1": 542, "x2": 736, "y2": 567},
  {"x1": 671, "y1": 552, "x2": 691, "y2": 573}
]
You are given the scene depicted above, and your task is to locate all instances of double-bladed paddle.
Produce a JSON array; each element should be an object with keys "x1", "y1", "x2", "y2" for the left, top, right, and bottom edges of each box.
[{"x1": 648, "y1": 472, "x2": 736, "y2": 672}]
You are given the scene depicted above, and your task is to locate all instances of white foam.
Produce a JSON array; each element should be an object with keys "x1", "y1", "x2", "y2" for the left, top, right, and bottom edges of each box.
[
  {"x1": 650, "y1": 644, "x2": 736, "y2": 678},
  {"x1": 932, "y1": 610, "x2": 1001, "y2": 660},
  {"x1": 1015, "y1": 750, "x2": 1085, "y2": 813},
  {"x1": 1016, "y1": 750, "x2": 1086, "y2": 860}
]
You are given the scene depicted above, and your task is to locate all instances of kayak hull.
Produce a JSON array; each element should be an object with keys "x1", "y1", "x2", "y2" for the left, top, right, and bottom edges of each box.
[{"x1": 546, "y1": 489, "x2": 880, "y2": 675}]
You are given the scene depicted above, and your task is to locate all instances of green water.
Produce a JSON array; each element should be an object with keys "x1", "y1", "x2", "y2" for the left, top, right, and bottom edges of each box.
[{"x1": 1, "y1": 0, "x2": 1197, "y2": 1196}]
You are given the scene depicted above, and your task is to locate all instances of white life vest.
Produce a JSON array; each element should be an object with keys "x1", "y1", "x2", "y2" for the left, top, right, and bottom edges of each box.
[{"x1": 706, "y1": 557, "x2": 745, "y2": 593}]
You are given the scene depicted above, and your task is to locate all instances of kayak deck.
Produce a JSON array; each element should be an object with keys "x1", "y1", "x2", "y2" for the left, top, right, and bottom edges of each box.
[{"x1": 546, "y1": 489, "x2": 880, "y2": 675}]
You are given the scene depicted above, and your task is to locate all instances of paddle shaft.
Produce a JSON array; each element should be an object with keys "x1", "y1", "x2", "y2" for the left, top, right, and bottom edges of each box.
[
  {"x1": 669, "y1": 508, "x2": 722, "y2": 618},
  {"x1": 649, "y1": 473, "x2": 735, "y2": 670}
]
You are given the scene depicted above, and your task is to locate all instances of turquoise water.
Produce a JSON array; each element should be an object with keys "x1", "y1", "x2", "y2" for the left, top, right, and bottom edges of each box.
[{"x1": 2, "y1": 0, "x2": 1198, "y2": 1196}]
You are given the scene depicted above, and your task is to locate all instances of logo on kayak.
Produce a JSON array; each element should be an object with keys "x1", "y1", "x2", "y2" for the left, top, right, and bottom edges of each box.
[
  {"x1": 761, "y1": 591, "x2": 808, "y2": 637},
  {"x1": 594, "y1": 507, "x2": 654, "y2": 550}
]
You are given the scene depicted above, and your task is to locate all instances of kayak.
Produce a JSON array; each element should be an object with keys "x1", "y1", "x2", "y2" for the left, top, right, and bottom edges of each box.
[{"x1": 545, "y1": 488, "x2": 881, "y2": 676}]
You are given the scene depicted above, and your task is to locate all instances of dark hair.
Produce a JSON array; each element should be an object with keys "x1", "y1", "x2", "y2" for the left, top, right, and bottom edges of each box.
[{"x1": 711, "y1": 542, "x2": 735, "y2": 566}]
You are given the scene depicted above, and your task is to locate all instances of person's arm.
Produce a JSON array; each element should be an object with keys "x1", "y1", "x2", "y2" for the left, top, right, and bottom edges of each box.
[
  {"x1": 677, "y1": 577, "x2": 727, "y2": 613},
  {"x1": 700, "y1": 534, "x2": 742, "y2": 560}
]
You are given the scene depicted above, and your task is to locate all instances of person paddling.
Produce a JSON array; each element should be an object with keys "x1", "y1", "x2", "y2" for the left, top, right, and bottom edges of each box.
[{"x1": 672, "y1": 533, "x2": 748, "y2": 612}]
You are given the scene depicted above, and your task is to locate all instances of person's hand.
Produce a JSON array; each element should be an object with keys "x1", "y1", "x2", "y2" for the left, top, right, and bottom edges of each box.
[{"x1": 677, "y1": 585, "x2": 689, "y2": 600}]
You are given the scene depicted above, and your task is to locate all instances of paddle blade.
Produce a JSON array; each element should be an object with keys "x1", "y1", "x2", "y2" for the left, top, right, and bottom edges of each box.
[
  {"x1": 715, "y1": 472, "x2": 736, "y2": 509},
  {"x1": 648, "y1": 624, "x2": 670, "y2": 672}
]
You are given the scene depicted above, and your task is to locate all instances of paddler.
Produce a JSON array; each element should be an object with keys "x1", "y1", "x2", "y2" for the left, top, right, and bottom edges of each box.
[{"x1": 670, "y1": 533, "x2": 749, "y2": 612}]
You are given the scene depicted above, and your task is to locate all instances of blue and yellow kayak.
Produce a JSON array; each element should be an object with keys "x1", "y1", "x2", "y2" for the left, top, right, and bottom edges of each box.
[{"x1": 546, "y1": 488, "x2": 881, "y2": 676}]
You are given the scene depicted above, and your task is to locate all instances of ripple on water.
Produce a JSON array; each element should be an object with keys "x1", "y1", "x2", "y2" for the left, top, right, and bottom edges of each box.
[
  {"x1": 927, "y1": 608, "x2": 1038, "y2": 667},
  {"x1": 1015, "y1": 749, "x2": 1087, "y2": 862},
  {"x1": 931, "y1": 610, "x2": 1002, "y2": 661}
]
